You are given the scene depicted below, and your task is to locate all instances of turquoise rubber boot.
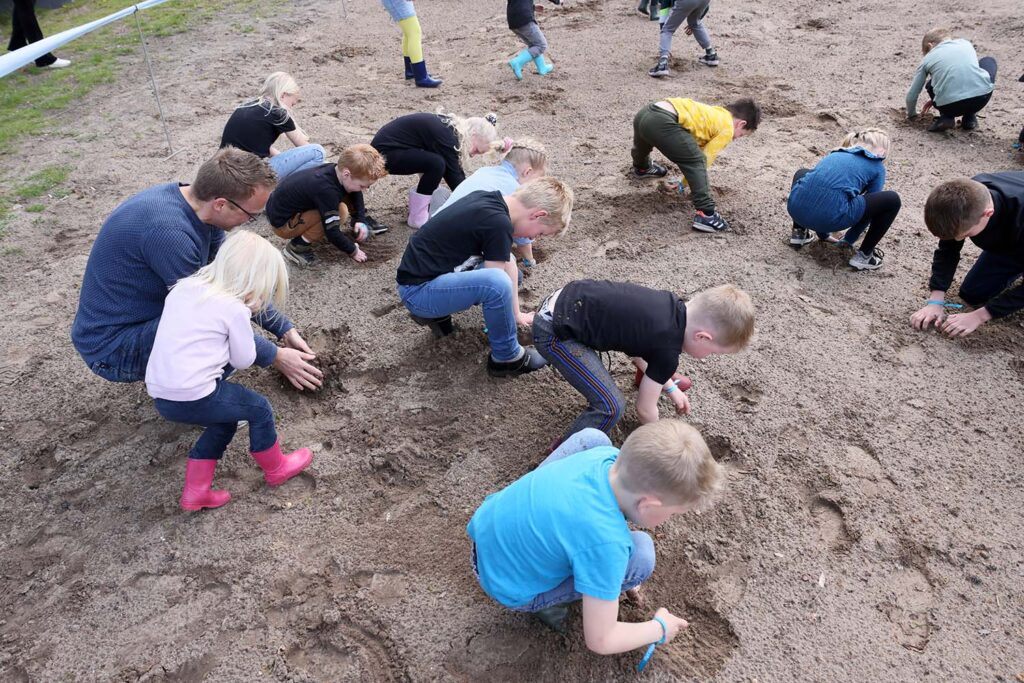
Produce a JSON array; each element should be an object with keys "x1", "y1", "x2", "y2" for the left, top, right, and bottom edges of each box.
[
  {"x1": 508, "y1": 49, "x2": 533, "y2": 80},
  {"x1": 532, "y1": 55, "x2": 554, "y2": 75}
]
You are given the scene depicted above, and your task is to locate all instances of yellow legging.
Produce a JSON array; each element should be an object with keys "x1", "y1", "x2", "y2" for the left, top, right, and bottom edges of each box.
[{"x1": 399, "y1": 16, "x2": 423, "y2": 63}]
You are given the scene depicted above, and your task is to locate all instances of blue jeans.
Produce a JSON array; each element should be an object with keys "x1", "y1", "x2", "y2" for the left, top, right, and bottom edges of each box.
[
  {"x1": 87, "y1": 317, "x2": 161, "y2": 383},
  {"x1": 533, "y1": 312, "x2": 626, "y2": 444},
  {"x1": 153, "y1": 380, "x2": 277, "y2": 459},
  {"x1": 959, "y1": 251, "x2": 1024, "y2": 306},
  {"x1": 514, "y1": 429, "x2": 656, "y2": 612},
  {"x1": 268, "y1": 144, "x2": 326, "y2": 180},
  {"x1": 398, "y1": 268, "x2": 522, "y2": 361}
]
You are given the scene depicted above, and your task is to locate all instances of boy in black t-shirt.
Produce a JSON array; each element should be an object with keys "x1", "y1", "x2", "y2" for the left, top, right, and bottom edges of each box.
[
  {"x1": 533, "y1": 280, "x2": 754, "y2": 445},
  {"x1": 396, "y1": 177, "x2": 574, "y2": 378},
  {"x1": 265, "y1": 144, "x2": 389, "y2": 267},
  {"x1": 911, "y1": 172, "x2": 1024, "y2": 337}
]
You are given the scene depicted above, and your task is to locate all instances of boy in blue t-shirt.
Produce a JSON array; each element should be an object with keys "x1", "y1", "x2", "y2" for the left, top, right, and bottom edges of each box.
[{"x1": 467, "y1": 420, "x2": 724, "y2": 654}]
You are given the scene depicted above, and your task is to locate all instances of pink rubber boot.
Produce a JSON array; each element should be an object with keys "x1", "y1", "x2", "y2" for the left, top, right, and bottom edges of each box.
[
  {"x1": 180, "y1": 459, "x2": 232, "y2": 511},
  {"x1": 407, "y1": 189, "x2": 431, "y2": 229},
  {"x1": 251, "y1": 440, "x2": 313, "y2": 486}
]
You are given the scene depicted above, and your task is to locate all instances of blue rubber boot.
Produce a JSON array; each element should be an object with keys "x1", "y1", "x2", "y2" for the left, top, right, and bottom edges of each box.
[
  {"x1": 404, "y1": 56, "x2": 413, "y2": 80},
  {"x1": 508, "y1": 49, "x2": 533, "y2": 81},
  {"x1": 411, "y1": 60, "x2": 442, "y2": 88},
  {"x1": 532, "y1": 55, "x2": 553, "y2": 76}
]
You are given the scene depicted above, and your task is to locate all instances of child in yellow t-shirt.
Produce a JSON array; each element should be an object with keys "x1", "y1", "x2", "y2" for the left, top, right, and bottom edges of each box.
[{"x1": 631, "y1": 97, "x2": 760, "y2": 232}]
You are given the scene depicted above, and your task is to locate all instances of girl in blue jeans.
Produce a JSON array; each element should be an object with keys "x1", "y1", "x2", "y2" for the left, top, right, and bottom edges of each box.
[
  {"x1": 145, "y1": 231, "x2": 314, "y2": 511},
  {"x1": 219, "y1": 72, "x2": 325, "y2": 180}
]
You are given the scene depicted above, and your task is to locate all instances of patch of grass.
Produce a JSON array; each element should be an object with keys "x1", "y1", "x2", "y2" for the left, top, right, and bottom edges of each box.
[
  {"x1": 25, "y1": 204, "x2": 46, "y2": 213},
  {"x1": 2, "y1": 246, "x2": 24, "y2": 256},
  {"x1": 0, "y1": 0, "x2": 281, "y2": 151},
  {"x1": 14, "y1": 165, "x2": 71, "y2": 200}
]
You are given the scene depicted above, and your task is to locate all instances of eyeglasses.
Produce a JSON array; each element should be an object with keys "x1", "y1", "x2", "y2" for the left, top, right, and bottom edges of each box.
[{"x1": 226, "y1": 197, "x2": 262, "y2": 223}]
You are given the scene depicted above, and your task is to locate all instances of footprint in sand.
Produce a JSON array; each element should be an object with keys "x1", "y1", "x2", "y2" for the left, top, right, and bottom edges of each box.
[
  {"x1": 809, "y1": 493, "x2": 853, "y2": 553},
  {"x1": 878, "y1": 567, "x2": 936, "y2": 652}
]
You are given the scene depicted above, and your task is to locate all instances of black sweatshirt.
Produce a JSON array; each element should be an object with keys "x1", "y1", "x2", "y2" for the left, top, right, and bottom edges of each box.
[
  {"x1": 265, "y1": 163, "x2": 365, "y2": 255},
  {"x1": 371, "y1": 113, "x2": 467, "y2": 190},
  {"x1": 929, "y1": 171, "x2": 1024, "y2": 318}
]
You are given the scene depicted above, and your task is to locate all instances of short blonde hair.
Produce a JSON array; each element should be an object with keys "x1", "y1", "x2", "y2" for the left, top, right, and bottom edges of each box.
[
  {"x1": 922, "y1": 27, "x2": 952, "y2": 54},
  {"x1": 839, "y1": 128, "x2": 890, "y2": 157},
  {"x1": 184, "y1": 230, "x2": 288, "y2": 316},
  {"x1": 511, "y1": 176, "x2": 574, "y2": 234},
  {"x1": 688, "y1": 284, "x2": 755, "y2": 349},
  {"x1": 258, "y1": 71, "x2": 299, "y2": 109},
  {"x1": 616, "y1": 420, "x2": 724, "y2": 509},
  {"x1": 503, "y1": 138, "x2": 548, "y2": 175},
  {"x1": 338, "y1": 143, "x2": 388, "y2": 181},
  {"x1": 924, "y1": 177, "x2": 991, "y2": 240}
]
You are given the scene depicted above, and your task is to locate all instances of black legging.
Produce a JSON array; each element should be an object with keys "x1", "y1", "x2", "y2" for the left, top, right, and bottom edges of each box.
[
  {"x1": 926, "y1": 56, "x2": 997, "y2": 119},
  {"x1": 7, "y1": 0, "x2": 57, "y2": 67},
  {"x1": 378, "y1": 147, "x2": 458, "y2": 195},
  {"x1": 791, "y1": 168, "x2": 901, "y2": 255}
]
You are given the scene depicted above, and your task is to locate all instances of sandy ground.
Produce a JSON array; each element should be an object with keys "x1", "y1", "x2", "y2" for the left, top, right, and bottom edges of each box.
[{"x1": 1, "y1": 0, "x2": 1023, "y2": 680}]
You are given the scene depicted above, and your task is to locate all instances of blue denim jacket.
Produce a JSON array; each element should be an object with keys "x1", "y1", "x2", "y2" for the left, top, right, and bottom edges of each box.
[{"x1": 787, "y1": 147, "x2": 886, "y2": 232}]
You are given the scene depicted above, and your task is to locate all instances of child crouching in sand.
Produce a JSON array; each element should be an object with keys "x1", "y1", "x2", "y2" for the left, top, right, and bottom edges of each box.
[
  {"x1": 467, "y1": 420, "x2": 723, "y2": 650},
  {"x1": 787, "y1": 128, "x2": 901, "y2": 271},
  {"x1": 145, "y1": 231, "x2": 314, "y2": 511},
  {"x1": 533, "y1": 280, "x2": 754, "y2": 447}
]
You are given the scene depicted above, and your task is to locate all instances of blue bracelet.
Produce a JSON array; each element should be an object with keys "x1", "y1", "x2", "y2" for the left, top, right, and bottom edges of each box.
[
  {"x1": 926, "y1": 300, "x2": 963, "y2": 309},
  {"x1": 637, "y1": 616, "x2": 668, "y2": 672}
]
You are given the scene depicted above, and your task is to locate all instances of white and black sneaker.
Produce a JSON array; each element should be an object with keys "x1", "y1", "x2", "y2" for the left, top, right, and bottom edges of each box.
[
  {"x1": 648, "y1": 56, "x2": 670, "y2": 78},
  {"x1": 633, "y1": 161, "x2": 668, "y2": 178},
  {"x1": 849, "y1": 248, "x2": 884, "y2": 270},
  {"x1": 283, "y1": 242, "x2": 316, "y2": 267},
  {"x1": 790, "y1": 226, "x2": 815, "y2": 247},
  {"x1": 692, "y1": 211, "x2": 729, "y2": 233},
  {"x1": 698, "y1": 49, "x2": 720, "y2": 67}
]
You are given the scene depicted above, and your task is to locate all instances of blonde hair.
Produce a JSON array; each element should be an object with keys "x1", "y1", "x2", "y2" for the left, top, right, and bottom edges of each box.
[
  {"x1": 922, "y1": 27, "x2": 952, "y2": 54},
  {"x1": 183, "y1": 230, "x2": 288, "y2": 317},
  {"x1": 439, "y1": 109, "x2": 504, "y2": 167},
  {"x1": 338, "y1": 143, "x2": 388, "y2": 181},
  {"x1": 238, "y1": 71, "x2": 299, "y2": 126},
  {"x1": 838, "y1": 128, "x2": 890, "y2": 158},
  {"x1": 511, "y1": 176, "x2": 574, "y2": 235},
  {"x1": 616, "y1": 421, "x2": 724, "y2": 509},
  {"x1": 688, "y1": 284, "x2": 755, "y2": 349},
  {"x1": 502, "y1": 138, "x2": 548, "y2": 176}
]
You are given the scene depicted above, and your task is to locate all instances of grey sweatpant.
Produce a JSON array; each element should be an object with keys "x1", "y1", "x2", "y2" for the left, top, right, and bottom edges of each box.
[
  {"x1": 513, "y1": 21, "x2": 548, "y2": 57},
  {"x1": 658, "y1": 0, "x2": 712, "y2": 57}
]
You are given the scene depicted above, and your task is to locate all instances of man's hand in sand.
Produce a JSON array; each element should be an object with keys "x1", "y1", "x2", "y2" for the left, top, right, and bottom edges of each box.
[
  {"x1": 938, "y1": 308, "x2": 991, "y2": 337},
  {"x1": 910, "y1": 302, "x2": 946, "y2": 330},
  {"x1": 654, "y1": 607, "x2": 689, "y2": 643},
  {"x1": 273, "y1": 346, "x2": 323, "y2": 391}
]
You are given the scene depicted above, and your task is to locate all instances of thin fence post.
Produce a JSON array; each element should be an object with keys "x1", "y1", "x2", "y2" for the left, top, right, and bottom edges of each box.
[{"x1": 133, "y1": 7, "x2": 176, "y2": 157}]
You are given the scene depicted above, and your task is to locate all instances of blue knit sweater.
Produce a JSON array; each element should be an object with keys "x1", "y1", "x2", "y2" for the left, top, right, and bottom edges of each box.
[
  {"x1": 787, "y1": 147, "x2": 886, "y2": 232},
  {"x1": 71, "y1": 183, "x2": 291, "y2": 367}
]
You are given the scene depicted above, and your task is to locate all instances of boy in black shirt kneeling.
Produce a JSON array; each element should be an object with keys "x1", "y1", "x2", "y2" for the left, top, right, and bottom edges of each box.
[
  {"x1": 266, "y1": 144, "x2": 389, "y2": 267},
  {"x1": 397, "y1": 177, "x2": 574, "y2": 378},
  {"x1": 533, "y1": 280, "x2": 754, "y2": 445}
]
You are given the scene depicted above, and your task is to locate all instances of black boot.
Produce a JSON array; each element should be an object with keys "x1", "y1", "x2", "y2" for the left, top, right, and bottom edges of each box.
[
  {"x1": 535, "y1": 605, "x2": 569, "y2": 634},
  {"x1": 410, "y1": 313, "x2": 455, "y2": 338},
  {"x1": 637, "y1": 0, "x2": 649, "y2": 14},
  {"x1": 960, "y1": 113, "x2": 978, "y2": 130}
]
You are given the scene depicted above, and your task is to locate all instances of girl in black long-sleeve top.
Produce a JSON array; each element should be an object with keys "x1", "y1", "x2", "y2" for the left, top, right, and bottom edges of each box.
[{"x1": 371, "y1": 111, "x2": 510, "y2": 228}]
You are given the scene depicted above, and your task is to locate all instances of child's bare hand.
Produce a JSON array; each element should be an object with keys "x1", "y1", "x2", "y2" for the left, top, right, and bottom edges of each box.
[
  {"x1": 351, "y1": 246, "x2": 368, "y2": 263},
  {"x1": 910, "y1": 303, "x2": 945, "y2": 330},
  {"x1": 939, "y1": 309, "x2": 989, "y2": 337},
  {"x1": 921, "y1": 100, "x2": 934, "y2": 115},
  {"x1": 353, "y1": 222, "x2": 369, "y2": 242},
  {"x1": 671, "y1": 390, "x2": 691, "y2": 416},
  {"x1": 654, "y1": 608, "x2": 688, "y2": 643},
  {"x1": 516, "y1": 311, "x2": 536, "y2": 326}
]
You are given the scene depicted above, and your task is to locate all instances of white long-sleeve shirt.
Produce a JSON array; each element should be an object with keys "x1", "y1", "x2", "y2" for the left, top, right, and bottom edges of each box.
[{"x1": 145, "y1": 279, "x2": 257, "y2": 401}]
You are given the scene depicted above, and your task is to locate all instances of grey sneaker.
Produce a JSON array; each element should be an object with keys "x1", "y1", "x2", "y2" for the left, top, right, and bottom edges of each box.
[
  {"x1": 692, "y1": 211, "x2": 729, "y2": 232},
  {"x1": 633, "y1": 161, "x2": 668, "y2": 178},
  {"x1": 283, "y1": 242, "x2": 316, "y2": 267},
  {"x1": 698, "y1": 50, "x2": 720, "y2": 67},
  {"x1": 648, "y1": 56, "x2": 670, "y2": 78},
  {"x1": 849, "y1": 248, "x2": 884, "y2": 270},
  {"x1": 790, "y1": 226, "x2": 814, "y2": 247}
]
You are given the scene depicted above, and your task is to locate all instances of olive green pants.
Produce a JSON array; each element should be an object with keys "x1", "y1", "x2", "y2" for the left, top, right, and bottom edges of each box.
[{"x1": 631, "y1": 103, "x2": 715, "y2": 213}]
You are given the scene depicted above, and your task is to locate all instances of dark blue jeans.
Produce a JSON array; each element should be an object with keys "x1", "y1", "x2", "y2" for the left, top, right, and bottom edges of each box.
[
  {"x1": 153, "y1": 380, "x2": 277, "y2": 459},
  {"x1": 959, "y1": 251, "x2": 1024, "y2": 306},
  {"x1": 87, "y1": 318, "x2": 161, "y2": 383}
]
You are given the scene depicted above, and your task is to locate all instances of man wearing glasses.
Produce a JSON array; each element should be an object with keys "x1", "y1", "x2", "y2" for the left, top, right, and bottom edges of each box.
[{"x1": 72, "y1": 147, "x2": 323, "y2": 391}]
